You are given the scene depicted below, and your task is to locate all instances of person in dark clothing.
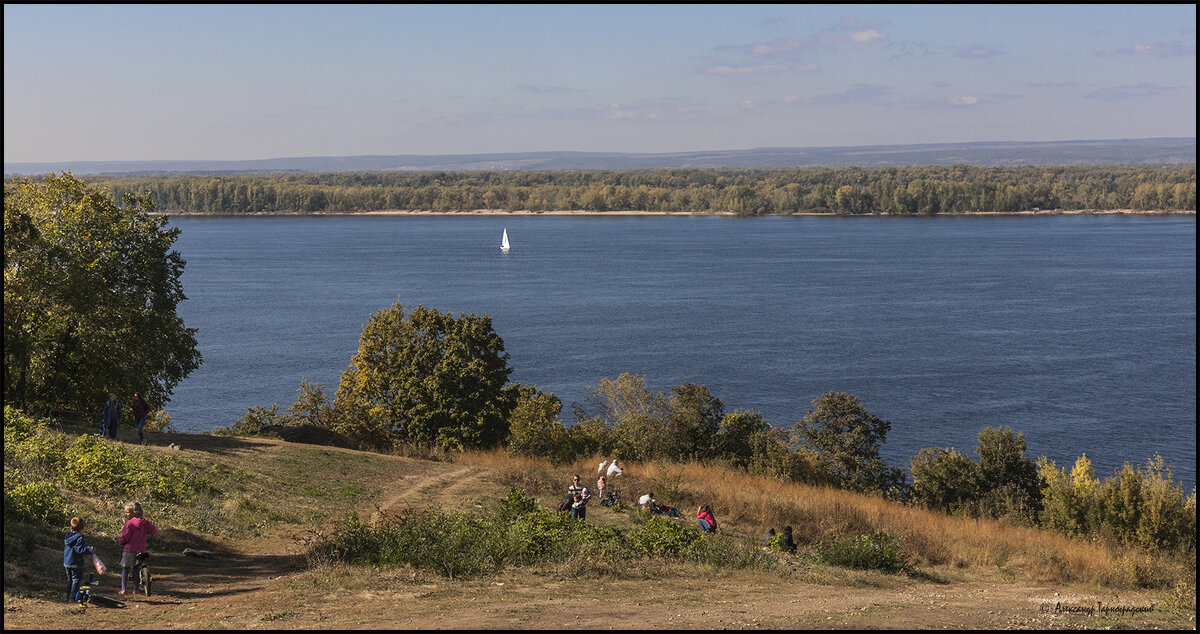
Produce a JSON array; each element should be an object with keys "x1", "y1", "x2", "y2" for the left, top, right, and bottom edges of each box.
[
  {"x1": 765, "y1": 527, "x2": 776, "y2": 547},
  {"x1": 131, "y1": 392, "x2": 151, "y2": 443},
  {"x1": 780, "y1": 526, "x2": 796, "y2": 553},
  {"x1": 102, "y1": 393, "x2": 121, "y2": 439}
]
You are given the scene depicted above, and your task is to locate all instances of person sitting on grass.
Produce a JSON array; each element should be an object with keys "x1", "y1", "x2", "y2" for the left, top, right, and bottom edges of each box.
[
  {"x1": 64, "y1": 517, "x2": 96, "y2": 602},
  {"x1": 765, "y1": 527, "x2": 776, "y2": 548},
  {"x1": 638, "y1": 492, "x2": 656, "y2": 513},
  {"x1": 697, "y1": 504, "x2": 717, "y2": 533},
  {"x1": 780, "y1": 525, "x2": 796, "y2": 553}
]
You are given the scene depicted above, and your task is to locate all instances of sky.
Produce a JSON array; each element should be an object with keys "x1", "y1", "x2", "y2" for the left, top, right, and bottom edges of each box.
[{"x1": 4, "y1": 4, "x2": 1196, "y2": 162}]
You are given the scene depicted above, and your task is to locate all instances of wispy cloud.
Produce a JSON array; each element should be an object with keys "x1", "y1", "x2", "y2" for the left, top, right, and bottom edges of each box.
[
  {"x1": 743, "y1": 15, "x2": 888, "y2": 59},
  {"x1": 849, "y1": 29, "x2": 885, "y2": 44},
  {"x1": 598, "y1": 97, "x2": 704, "y2": 121},
  {"x1": 517, "y1": 84, "x2": 576, "y2": 95},
  {"x1": 702, "y1": 62, "x2": 817, "y2": 75},
  {"x1": 738, "y1": 84, "x2": 891, "y2": 110},
  {"x1": 888, "y1": 41, "x2": 936, "y2": 59},
  {"x1": 901, "y1": 95, "x2": 983, "y2": 108},
  {"x1": 805, "y1": 84, "x2": 892, "y2": 106},
  {"x1": 1085, "y1": 82, "x2": 1181, "y2": 100},
  {"x1": 954, "y1": 45, "x2": 1003, "y2": 59},
  {"x1": 1095, "y1": 42, "x2": 1195, "y2": 57},
  {"x1": 1027, "y1": 81, "x2": 1084, "y2": 89}
]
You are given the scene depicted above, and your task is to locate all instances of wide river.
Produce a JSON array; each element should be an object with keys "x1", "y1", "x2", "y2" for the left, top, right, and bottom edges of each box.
[{"x1": 167, "y1": 214, "x2": 1196, "y2": 487}]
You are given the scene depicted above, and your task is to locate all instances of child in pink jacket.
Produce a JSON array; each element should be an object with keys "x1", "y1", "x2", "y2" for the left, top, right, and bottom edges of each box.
[{"x1": 119, "y1": 501, "x2": 157, "y2": 595}]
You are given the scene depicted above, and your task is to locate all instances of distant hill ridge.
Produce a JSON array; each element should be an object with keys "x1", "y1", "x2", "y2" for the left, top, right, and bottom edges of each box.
[{"x1": 6, "y1": 137, "x2": 1195, "y2": 176}]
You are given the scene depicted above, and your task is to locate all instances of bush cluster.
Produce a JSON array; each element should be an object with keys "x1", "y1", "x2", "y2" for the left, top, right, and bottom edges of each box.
[
  {"x1": 308, "y1": 487, "x2": 775, "y2": 579},
  {"x1": 1038, "y1": 453, "x2": 1196, "y2": 552},
  {"x1": 819, "y1": 531, "x2": 909, "y2": 574},
  {"x1": 909, "y1": 426, "x2": 1044, "y2": 523},
  {"x1": 910, "y1": 425, "x2": 1196, "y2": 552},
  {"x1": 4, "y1": 406, "x2": 219, "y2": 519}
]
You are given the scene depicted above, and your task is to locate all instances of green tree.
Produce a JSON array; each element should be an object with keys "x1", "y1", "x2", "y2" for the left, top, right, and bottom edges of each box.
[
  {"x1": 663, "y1": 382, "x2": 724, "y2": 461},
  {"x1": 909, "y1": 447, "x2": 978, "y2": 513},
  {"x1": 792, "y1": 392, "x2": 905, "y2": 496},
  {"x1": 973, "y1": 426, "x2": 1043, "y2": 521},
  {"x1": 506, "y1": 383, "x2": 571, "y2": 463},
  {"x1": 716, "y1": 409, "x2": 771, "y2": 468},
  {"x1": 574, "y1": 373, "x2": 667, "y2": 462},
  {"x1": 4, "y1": 172, "x2": 201, "y2": 416},
  {"x1": 333, "y1": 299, "x2": 513, "y2": 451}
]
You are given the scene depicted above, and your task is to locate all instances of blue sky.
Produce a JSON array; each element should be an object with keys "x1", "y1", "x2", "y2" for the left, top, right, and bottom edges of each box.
[{"x1": 4, "y1": 4, "x2": 1195, "y2": 162}]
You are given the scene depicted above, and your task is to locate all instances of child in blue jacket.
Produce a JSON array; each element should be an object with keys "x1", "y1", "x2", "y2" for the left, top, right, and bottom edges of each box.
[{"x1": 64, "y1": 517, "x2": 95, "y2": 602}]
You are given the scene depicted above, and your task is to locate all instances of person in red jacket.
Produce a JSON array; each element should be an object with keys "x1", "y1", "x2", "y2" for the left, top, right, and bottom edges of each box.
[
  {"x1": 697, "y1": 504, "x2": 718, "y2": 533},
  {"x1": 119, "y1": 502, "x2": 157, "y2": 594}
]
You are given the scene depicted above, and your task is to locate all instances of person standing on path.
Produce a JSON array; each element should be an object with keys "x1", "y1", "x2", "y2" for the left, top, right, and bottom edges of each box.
[
  {"x1": 131, "y1": 392, "x2": 151, "y2": 443},
  {"x1": 119, "y1": 502, "x2": 157, "y2": 595},
  {"x1": 64, "y1": 517, "x2": 95, "y2": 602},
  {"x1": 102, "y1": 393, "x2": 121, "y2": 440}
]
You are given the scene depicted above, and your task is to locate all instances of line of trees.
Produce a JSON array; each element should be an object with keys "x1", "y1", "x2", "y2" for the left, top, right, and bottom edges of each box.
[{"x1": 79, "y1": 164, "x2": 1197, "y2": 215}]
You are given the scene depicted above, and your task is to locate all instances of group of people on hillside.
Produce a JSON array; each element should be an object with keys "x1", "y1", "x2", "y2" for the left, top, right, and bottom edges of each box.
[
  {"x1": 561, "y1": 464, "x2": 805, "y2": 549},
  {"x1": 100, "y1": 392, "x2": 152, "y2": 443},
  {"x1": 63, "y1": 502, "x2": 158, "y2": 602},
  {"x1": 764, "y1": 526, "x2": 796, "y2": 552}
]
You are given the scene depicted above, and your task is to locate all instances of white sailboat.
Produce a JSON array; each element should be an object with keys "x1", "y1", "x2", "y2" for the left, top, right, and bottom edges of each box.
[{"x1": 500, "y1": 228, "x2": 511, "y2": 253}]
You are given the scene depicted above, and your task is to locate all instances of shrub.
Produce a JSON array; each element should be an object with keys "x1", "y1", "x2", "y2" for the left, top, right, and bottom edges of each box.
[
  {"x1": 4, "y1": 481, "x2": 69, "y2": 525},
  {"x1": 1100, "y1": 456, "x2": 1196, "y2": 552},
  {"x1": 820, "y1": 531, "x2": 909, "y2": 573},
  {"x1": 629, "y1": 515, "x2": 699, "y2": 556},
  {"x1": 1038, "y1": 454, "x2": 1101, "y2": 538},
  {"x1": 213, "y1": 404, "x2": 288, "y2": 437},
  {"x1": 6, "y1": 409, "x2": 217, "y2": 505},
  {"x1": 142, "y1": 409, "x2": 178, "y2": 434}
]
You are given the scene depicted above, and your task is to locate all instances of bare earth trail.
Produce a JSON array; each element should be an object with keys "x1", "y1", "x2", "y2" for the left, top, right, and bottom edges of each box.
[{"x1": 2, "y1": 437, "x2": 1188, "y2": 630}]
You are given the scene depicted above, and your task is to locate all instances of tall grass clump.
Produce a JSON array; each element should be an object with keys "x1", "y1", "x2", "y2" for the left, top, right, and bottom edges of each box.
[{"x1": 819, "y1": 531, "x2": 910, "y2": 573}]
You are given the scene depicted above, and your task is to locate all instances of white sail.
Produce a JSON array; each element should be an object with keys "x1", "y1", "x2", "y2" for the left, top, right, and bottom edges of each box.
[{"x1": 501, "y1": 228, "x2": 510, "y2": 252}]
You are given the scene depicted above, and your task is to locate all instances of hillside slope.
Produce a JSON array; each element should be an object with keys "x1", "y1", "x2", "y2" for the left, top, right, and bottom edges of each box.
[{"x1": 2, "y1": 430, "x2": 1193, "y2": 630}]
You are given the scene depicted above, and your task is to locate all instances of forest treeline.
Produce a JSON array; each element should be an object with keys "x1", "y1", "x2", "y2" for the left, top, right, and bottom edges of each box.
[{"x1": 82, "y1": 165, "x2": 1197, "y2": 215}]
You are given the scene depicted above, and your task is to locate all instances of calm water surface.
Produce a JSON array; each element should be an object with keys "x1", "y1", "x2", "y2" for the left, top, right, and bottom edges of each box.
[{"x1": 168, "y1": 215, "x2": 1197, "y2": 487}]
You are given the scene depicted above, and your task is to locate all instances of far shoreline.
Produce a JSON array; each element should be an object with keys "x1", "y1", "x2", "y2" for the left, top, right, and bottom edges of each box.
[{"x1": 151, "y1": 208, "x2": 1196, "y2": 218}]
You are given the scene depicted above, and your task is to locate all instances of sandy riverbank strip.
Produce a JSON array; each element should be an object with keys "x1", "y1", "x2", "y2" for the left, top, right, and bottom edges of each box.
[{"x1": 153, "y1": 208, "x2": 1195, "y2": 217}]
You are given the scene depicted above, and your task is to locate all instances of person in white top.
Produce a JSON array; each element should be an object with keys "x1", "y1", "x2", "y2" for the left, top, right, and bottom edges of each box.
[
  {"x1": 606, "y1": 459, "x2": 624, "y2": 478},
  {"x1": 598, "y1": 460, "x2": 609, "y2": 475},
  {"x1": 638, "y1": 492, "x2": 656, "y2": 512}
]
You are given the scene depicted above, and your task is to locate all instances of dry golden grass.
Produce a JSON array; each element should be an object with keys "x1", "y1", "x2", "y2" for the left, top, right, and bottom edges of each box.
[{"x1": 457, "y1": 448, "x2": 1193, "y2": 589}]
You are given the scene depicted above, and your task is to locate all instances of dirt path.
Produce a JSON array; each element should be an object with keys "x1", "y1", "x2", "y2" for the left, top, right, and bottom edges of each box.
[
  {"x1": 7, "y1": 562, "x2": 1182, "y2": 630},
  {"x1": 375, "y1": 464, "x2": 482, "y2": 514}
]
